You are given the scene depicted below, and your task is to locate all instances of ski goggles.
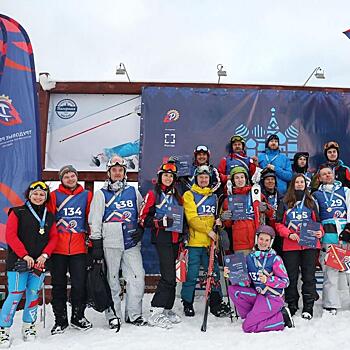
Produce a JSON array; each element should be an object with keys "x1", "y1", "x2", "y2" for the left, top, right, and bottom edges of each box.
[
  {"x1": 159, "y1": 162, "x2": 177, "y2": 173},
  {"x1": 107, "y1": 155, "x2": 127, "y2": 170},
  {"x1": 195, "y1": 145, "x2": 209, "y2": 153},
  {"x1": 195, "y1": 165, "x2": 211, "y2": 176},
  {"x1": 323, "y1": 141, "x2": 339, "y2": 151},
  {"x1": 230, "y1": 135, "x2": 245, "y2": 143},
  {"x1": 29, "y1": 181, "x2": 48, "y2": 191}
]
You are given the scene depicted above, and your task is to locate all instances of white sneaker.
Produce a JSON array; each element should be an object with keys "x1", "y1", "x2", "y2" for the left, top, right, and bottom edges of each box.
[
  {"x1": 0, "y1": 328, "x2": 10, "y2": 348},
  {"x1": 164, "y1": 309, "x2": 181, "y2": 324},
  {"x1": 22, "y1": 322, "x2": 37, "y2": 342},
  {"x1": 148, "y1": 308, "x2": 172, "y2": 329}
]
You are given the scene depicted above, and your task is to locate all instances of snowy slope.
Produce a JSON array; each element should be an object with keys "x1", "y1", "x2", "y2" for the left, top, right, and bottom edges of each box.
[{"x1": 6, "y1": 292, "x2": 350, "y2": 350}]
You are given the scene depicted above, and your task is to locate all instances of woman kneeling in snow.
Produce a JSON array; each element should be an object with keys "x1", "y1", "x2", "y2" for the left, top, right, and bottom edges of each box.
[{"x1": 226, "y1": 225, "x2": 295, "y2": 333}]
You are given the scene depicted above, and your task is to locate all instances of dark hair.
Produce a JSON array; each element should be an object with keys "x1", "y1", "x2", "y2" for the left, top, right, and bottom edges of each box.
[
  {"x1": 283, "y1": 174, "x2": 314, "y2": 209},
  {"x1": 154, "y1": 183, "x2": 183, "y2": 205}
]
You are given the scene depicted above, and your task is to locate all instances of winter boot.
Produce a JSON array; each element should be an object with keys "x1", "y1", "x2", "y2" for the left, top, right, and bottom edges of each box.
[
  {"x1": 22, "y1": 322, "x2": 37, "y2": 342},
  {"x1": 51, "y1": 304, "x2": 69, "y2": 335},
  {"x1": 301, "y1": 294, "x2": 314, "y2": 320},
  {"x1": 109, "y1": 317, "x2": 121, "y2": 331},
  {"x1": 0, "y1": 327, "x2": 10, "y2": 348},
  {"x1": 182, "y1": 300, "x2": 195, "y2": 317},
  {"x1": 148, "y1": 307, "x2": 172, "y2": 329},
  {"x1": 163, "y1": 309, "x2": 181, "y2": 324},
  {"x1": 71, "y1": 306, "x2": 92, "y2": 331},
  {"x1": 281, "y1": 307, "x2": 295, "y2": 328},
  {"x1": 287, "y1": 302, "x2": 298, "y2": 316},
  {"x1": 323, "y1": 308, "x2": 337, "y2": 316},
  {"x1": 209, "y1": 292, "x2": 231, "y2": 318},
  {"x1": 126, "y1": 316, "x2": 147, "y2": 326}
]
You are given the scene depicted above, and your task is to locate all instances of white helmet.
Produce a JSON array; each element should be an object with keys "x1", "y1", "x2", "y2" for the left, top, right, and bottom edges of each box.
[{"x1": 106, "y1": 155, "x2": 127, "y2": 173}]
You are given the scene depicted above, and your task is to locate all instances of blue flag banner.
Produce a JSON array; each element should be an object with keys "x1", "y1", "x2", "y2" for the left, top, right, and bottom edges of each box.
[
  {"x1": 139, "y1": 86, "x2": 350, "y2": 273},
  {"x1": 0, "y1": 15, "x2": 40, "y2": 248}
]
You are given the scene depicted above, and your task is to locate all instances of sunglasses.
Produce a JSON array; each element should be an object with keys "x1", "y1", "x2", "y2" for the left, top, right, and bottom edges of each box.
[{"x1": 29, "y1": 181, "x2": 48, "y2": 191}]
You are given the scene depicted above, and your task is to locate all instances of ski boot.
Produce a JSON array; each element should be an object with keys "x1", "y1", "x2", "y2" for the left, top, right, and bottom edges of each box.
[
  {"x1": 210, "y1": 292, "x2": 231, "y2": 317},
  {"x1": 71, "y1": 306, "x2": 92, "y2": 331},
  {"x1": 22, "y1": 322, "x2": 37, "y2": 342},
  {"x1": 281, "y1": 307, "x2": 295, "y2": 328},
  {"x1": 183, "y1": 300, "x2": 195, "y2": 317},
  {"x1": 301, "y1": 294, "x2": 314, "y2": 320},
  {"x1": 0, "y1": 327, "x2": 10, "y2": 348}
]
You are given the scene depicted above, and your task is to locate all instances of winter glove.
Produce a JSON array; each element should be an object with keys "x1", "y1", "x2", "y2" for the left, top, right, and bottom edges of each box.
[
  {"x1": 219, "y1": 230, "x2": 231, "y2": 251},
  {"x1": 339, "y1": 229, "x2": 350, "y2": 243},
  {"x1": 258, "y1": 202, "x2": 268, "y2": 213},
  {"x1": 14, "y1": 259, "x2": 30, "y2": 272},
  {"x1": 220, "y1": 210, "x2": 232, "y2": 221},
  {"x1": 91, "y1": 238, "x2": 104, "y2": 260},
  {"x1": 131, "y1": 226, "x2": 144, "y2": 244}
]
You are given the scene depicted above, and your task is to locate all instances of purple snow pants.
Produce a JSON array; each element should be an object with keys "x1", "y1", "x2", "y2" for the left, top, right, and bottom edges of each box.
[{"x1": 228, "y1": 285, "x2": 285, "y2": 333}]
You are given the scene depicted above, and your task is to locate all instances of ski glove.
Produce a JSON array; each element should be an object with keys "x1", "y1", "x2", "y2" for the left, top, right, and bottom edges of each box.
[
  {"x1": 91, "y1": 238, "x2": 104, "y2": 260},
  {"x1": 258, "y1": 202, "x2": 268, "y2": 213},
  {"x1": 14, "y1": 259, "x2": 30, "y2": 273},
  {"x1": 339, "y1": 229, "x2": 350, "y2": 243},
  {"x1": 153, "y1": 216, "x2": 174, "y2": 229},
  {"x1": 220, "y1": 210, "x2": 232, "y2": 221},
  {"x1": 131, "y1": 226, "x2": 145, "y2": 244}
]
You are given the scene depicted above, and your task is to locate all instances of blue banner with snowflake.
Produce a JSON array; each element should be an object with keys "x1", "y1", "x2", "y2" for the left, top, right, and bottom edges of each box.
[
  {"x1": 0, "y1": 15, "x2": 40, "y2": 247},
  {"x1": 139, "y1": 86, "x2": 350, "y2": 272}
]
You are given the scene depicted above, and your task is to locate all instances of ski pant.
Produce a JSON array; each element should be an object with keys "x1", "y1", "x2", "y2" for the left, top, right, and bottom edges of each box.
[
  {"x1": 283, "y1": 249, "x2": 318, "y2": 309},
  {"x1": 0, "y1": 271, "x2": 45, "y2": 328},
  {"x1": 151, "y1": 243, "x2": 179, "y2": 310},
  {"x1": 320, "y1": 245, "x2": 350, "y2": 309},
  {"x1": 51, "y1": 253, "x2": 87, "y2": 319},
  {"x1": 181, "y1": 246, "x2": 221, "y2": 303},
  {"x1": 228, "y1": 285, "x2": 285, "y2": 333},
  {"x1": 104, "y1": 244, "x2": 145, "y2": 322}
]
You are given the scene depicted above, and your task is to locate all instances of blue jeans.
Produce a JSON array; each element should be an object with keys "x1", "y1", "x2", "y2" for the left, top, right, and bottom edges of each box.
[
  {"x1": 181, "y1": 246, "x2": 221, "y2": 303},
  {"x1": 0, "y1": 271, "x2": 45, "y2": 328}
]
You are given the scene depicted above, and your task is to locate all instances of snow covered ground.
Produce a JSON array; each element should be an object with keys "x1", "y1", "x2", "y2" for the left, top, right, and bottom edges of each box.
[{"x1": 5, "y1": 290, "x2": 350, "y2": 350}]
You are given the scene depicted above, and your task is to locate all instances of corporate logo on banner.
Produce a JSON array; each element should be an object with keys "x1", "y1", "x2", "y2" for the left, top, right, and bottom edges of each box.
[
  {"x1": 163, "y1": 109, "x2": 179, "y2": 147},
  {"x1": 55, "y1": 99, "x2": 78, "y2": 119},
  {"x1": 237, "y1": 107, "x2": 299, "y2": 159},
  {"x1": 0, "y1": 95, "x2": 22, "y2": 126}
]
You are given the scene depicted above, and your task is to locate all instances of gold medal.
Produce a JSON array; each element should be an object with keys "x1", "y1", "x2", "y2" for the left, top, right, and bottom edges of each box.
[
  {"x1": 39, "y1": 227, "x2": 45, "y2": 235},
  {"x1": 296, "y1": 214, "x2": 302, "y2": 220},
  {"x1": 327, "y1": 208, "x2": 332, "y2": 212}
]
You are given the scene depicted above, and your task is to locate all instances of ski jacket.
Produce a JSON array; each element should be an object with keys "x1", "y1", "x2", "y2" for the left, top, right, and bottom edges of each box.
[
  {"x1": 222, "y1": 186, "x2": 274, "y2": 251},
  {"x1": 89, "y1": 184, "x2": 143, "y2": 249},
  {"x1": 275, "y1": 200, "x2": 323, "y2": 251},
  {"x1": 246, "y1": 249, "x2": 289, "y2": 296},
  {"x1": 258, "y1": 149, "x2": 292, "y2": 195},
  {"x1": 6, "y1": 204, "x2": 58, "y2": 270},
  {"x1": 261, "y1": 189, "x2": 283, "y2": 230},
  {"x1": 183, "y1": 184, "x2": 216, "y2": 248},
  {"x1": 139, "y1": 186, "x2": 183, "y2": 244},
  {"x1": 315, "y1": 160, "x2": 350, "y2": 189},
  {"x1": 48, "y1": 184, "x2": 92, "y2": 255},
  {"x1": 312, "y1": 181, "x2": 350, "y2": 244},
  {"x1": 218, "y1": 152, "x2": 256, "y2": 185}
]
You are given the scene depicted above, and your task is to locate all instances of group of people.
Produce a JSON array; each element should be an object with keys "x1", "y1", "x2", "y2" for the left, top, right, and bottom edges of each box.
[{"x1": 1, "y1": 134, "x2": 350, "y2": 347}]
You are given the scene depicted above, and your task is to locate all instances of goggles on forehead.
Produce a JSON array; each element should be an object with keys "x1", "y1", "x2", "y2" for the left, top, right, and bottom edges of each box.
[
  {"x1": 324, "y1": 141, "x2": 339, "y2": 150},
  {"x1": 107, "y1": 155, "x2": 127, "y2": 170},
  {"x1": 29, "y1": 181, "x2": 48, "y2": 191},
  {"x1": 195, "y1": 165, "x2": 211, "y2": 176},
  {"x1": 160, "y1": 162, "x2": 177, "y2": 173},
  {"x1": 231, "y1": 135, "x2": 245, "y2": 143},
  {"x1": 195, "y1": 145, "x2": 209, "y2": 153}
]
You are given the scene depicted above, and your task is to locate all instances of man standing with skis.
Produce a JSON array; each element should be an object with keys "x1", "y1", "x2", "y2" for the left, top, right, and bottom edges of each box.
[
  {"x1": 181, "y1": 165, "x2": 230, "y2": 318},
  {"x1": 88, "y1": 155, "x2": 146, "y2": 330}
]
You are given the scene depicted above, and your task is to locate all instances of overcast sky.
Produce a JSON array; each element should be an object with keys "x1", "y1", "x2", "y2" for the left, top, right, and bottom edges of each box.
[{"x1": 2, "y1": 0, "x2": 350, "y2": 87}]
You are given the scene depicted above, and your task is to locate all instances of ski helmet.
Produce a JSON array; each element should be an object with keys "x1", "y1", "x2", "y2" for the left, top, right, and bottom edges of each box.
[
  {"x1": 230, "y1": 135, "x2": 246, "y2": 149},
  {"x1": 230, "y1": 166, "x2": 249, "y2": 178},
  {"x1": 194, "y1": 165, "x2": 212, "y2": 186},
  {"x1": 256, "y1": 225, "x2": 276, "y2": 239},
  {"x1": 194, "y1": 145, "x2": 211, "y2": 157},
  {"x1": 58, "y1": 165, "x2": 78, "y2": 181},
  {"x1": 157, "y1": 161, "x2": 177, "y2": 183},
  {"x1": 323, "y1": 141, "x2": 339, "y2": 159},
  {"x1": 26, "y1": 180, "x2": 50, "y2": 202},
  {"x1": 292, "y1": 152, "x2": 309, "y2": 173},
  {"x1": 106, "y1": 155, "x2": 127, "y2": 178},
  {"x1": 260, "y1": 168, "x2": 277, "y2": 181}
]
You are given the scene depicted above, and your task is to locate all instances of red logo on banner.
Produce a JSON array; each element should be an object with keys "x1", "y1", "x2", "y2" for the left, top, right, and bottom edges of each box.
[
  {"x1": 163, "y1": 109, "x2": 180, "y2": 123},
  {"x1": 0, "y1": 95, "x2": 22, "y2": 126}
]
